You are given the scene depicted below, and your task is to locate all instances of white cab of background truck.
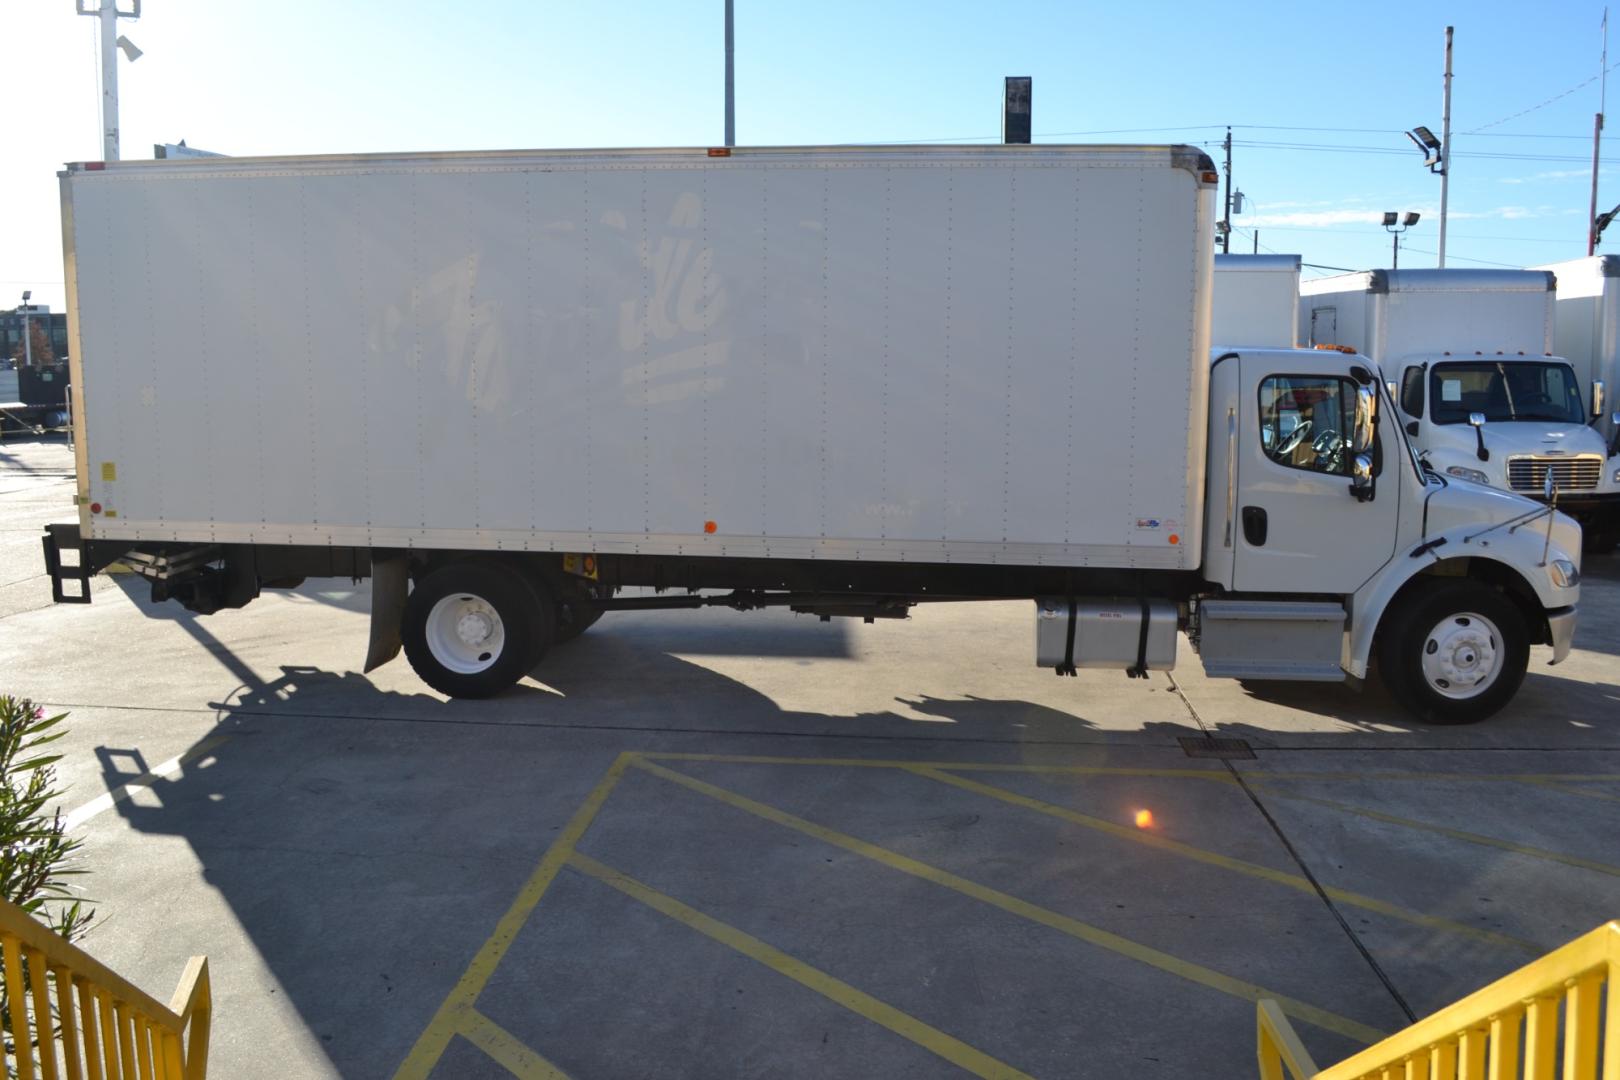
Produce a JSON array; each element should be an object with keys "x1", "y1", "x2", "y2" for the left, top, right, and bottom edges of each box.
[
  {"x1": 1533, "y1": 254, "x2": 1620, "y2": 549},
  {"x1": 1212, "y1": 254, "x2": 1300, "y2": 348},
  {"x1": 45, "y1": 144, "x2": 1578, "y2": 723},
  {"x1": 1300, "y1": 268, "x2": 1617, "y2": 548}
]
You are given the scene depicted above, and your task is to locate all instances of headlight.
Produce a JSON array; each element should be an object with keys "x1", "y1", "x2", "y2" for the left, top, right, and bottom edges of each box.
[
  {"x1": 1614, "y1": 466, "x2": 1620, "y2": 483},
  {"x1": 1446, "y1": 466, "x2": 1490, "y2": 485},
  {"x1": 1550, "y1": 558, "x2": 1580, "y2": 588}
]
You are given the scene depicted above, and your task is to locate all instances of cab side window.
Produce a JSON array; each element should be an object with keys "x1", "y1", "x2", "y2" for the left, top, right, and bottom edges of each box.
[
  {"x1": 1258, "y1": 375, "x2": 1355, "y2": 476},
  {"x1": 1400, "y1": 366, "x2": 1425, "y2": 418}
]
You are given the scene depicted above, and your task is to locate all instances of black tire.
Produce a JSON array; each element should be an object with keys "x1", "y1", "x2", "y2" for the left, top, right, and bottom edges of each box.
[
  {"x1": 1376, "y1": 581, "x2": 1529, "y2": 725},
  {"x1": 402, "y1": 561, "x2": 553, "y2": 698}
]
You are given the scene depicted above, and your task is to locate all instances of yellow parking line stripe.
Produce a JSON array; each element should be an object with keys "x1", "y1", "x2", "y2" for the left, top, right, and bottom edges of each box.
[
  {"x1": 63, "y1": 735, "x2": 231, "y2": 831},
  {"x1": 631, "y1": 759, "x2": 1385, "y2": 1045},
  {"x1": 639, "y1": 752, "x2": 1236, "y2": 781},
  {"x1": 1261, "y1": 791, "x2": 1620, "y2": 878},
  {"x1": 905, "y1": 766, "x2": 1537, "y2": 955},
  {"x1": 392, "y1": 752, "x2": 636, "y2": 1080},
  {"x1": 568, "y1": 854, "x2": 1035, "y2": 1080},
  {"x1": 458, "y1": 1008, "x2": 573, "y2": 1079},
  {"x1": 1521, "y1": 779, "x2": 1620, "y2": 805}
]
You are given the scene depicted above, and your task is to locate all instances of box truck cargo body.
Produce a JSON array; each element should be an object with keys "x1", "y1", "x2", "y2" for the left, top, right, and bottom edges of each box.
[
  {"x1": 1212, "y1": 254, "x2": 1300, "y2": 348},
  {"x1": 44, "y1": 145, "x2": 1581, "y2": 723},
  {"x1": 1300, "y1": 269, "x2": 1619, "y2": 542}
]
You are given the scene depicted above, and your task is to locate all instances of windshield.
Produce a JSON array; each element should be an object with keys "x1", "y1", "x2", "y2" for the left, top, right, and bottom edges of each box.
[{"x1": 1429, "y1": 361, "x2": 1584, "y2": 424}]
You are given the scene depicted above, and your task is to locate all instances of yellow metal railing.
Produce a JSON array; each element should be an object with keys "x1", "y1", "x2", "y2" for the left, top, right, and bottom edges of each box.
[
  {"x1": 0, "y1": 899, "x2": 209, "y2": 1080},
  {"x1": 1258, "y1": 920, "x2": 1619, "y2": 1079}
]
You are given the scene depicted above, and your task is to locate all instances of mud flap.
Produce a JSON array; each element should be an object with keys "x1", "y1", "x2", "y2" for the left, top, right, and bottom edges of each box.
[{"x1": 364, "y1": 554, "x2": 409, "y2": 673}]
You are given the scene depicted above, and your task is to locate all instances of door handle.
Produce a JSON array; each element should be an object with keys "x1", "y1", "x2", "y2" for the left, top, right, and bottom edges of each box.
[{"x1": 1241, "y1": 506, "x2": 1268, "y2": 546}]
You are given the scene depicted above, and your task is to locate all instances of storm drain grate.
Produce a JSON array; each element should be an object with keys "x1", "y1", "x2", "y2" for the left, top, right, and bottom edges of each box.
[{"x1": 1178, "y1": 736, "x2": 1256, "y2": 760}]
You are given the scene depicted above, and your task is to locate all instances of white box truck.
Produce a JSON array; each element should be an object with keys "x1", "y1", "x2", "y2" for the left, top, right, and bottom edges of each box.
[
  {"x1": 43, "y1": 145, "x2": 1580, "y2": 723},
  {"x1": 1300, "y1": 269, "x2": 1618, "y2": 545},
  {"x1": 1533, "y1": 254, "x2": 1620, "y2": 548},
  {"x1": 1212, "y1": 254, "x2": 1300, "y2": 348}
]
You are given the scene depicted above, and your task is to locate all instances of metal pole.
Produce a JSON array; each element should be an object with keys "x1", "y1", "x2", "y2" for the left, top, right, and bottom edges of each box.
[
  {"x1": 99, "y1": 0, "x2": 120, "y2": 160},
  {"x1": 1393, "y1": 231, "x2": 1400, "y2": 269},
  {"x1": 1221, "y1": 127, "x2": 1232, "y2": 254},
  {"x1": 1591, "y1": 114, "x2": 1605, "y2": 255},
  {"x1": 1438, "y1": 26, "x2": 1453, "y2": 267},
  {"x1": 1590, "y1": 11, "x2": 1607, "y2": 254},
  {"x1": 723, "y1": 0, "x2": 735, "y2": 147},
  {"x1": 1253, "y1": 230, "x2": 1259, "y2": 255},
  {"x1": 20, "y1": 307, "x2": 32, "y2": 370}
]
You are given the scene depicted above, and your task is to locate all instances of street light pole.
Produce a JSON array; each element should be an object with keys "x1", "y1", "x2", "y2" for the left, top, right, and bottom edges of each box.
[
  {"x1": 19, "y1": 292, "x2": 32, "y2": 370},
  {"x1": 76, "y1": 0, "x2": 141, "y2": 162},
  {"x1": 723, "y1": 0, "x2": 735, "y2": 147},
  {"x1": 1438, "y1": 26, "x2": 1453, "y2": 267},
  {"x1": 1383, "y1": 211, "x2": 1420, "y2": 269}
]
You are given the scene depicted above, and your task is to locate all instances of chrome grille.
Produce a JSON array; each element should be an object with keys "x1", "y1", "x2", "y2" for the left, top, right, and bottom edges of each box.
[{"x1": 1506, "y1": 455, "x2": 1603, "y2": 493}]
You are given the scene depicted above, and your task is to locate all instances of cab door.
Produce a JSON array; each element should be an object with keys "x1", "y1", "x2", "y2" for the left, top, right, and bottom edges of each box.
[{"x1": 1232, "y1": 352, "x2": 1399, "y2": 593}]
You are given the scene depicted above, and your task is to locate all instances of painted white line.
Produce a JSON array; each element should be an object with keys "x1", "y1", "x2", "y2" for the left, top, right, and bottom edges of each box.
[{"x1": 64, "y1": 735, "x2": 232, "y2": 831}]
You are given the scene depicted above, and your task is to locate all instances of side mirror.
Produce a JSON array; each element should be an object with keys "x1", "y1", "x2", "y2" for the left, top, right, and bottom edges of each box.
[
  {"x1": 1593, "y1": 380, "x2": 1607, "y2": 424},
  {"x1": 1469, "y1": 410, "x2": 1490, "y2": 461},
  {"x1": 1350, "y1": 452, "x2": 1375, "y2": 501},
  {"x1": 1352, "y1": 385, "x2": 1377, "y2": 453}
]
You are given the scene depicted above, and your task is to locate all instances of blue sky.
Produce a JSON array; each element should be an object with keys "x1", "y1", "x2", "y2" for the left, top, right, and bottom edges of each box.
[{"x1": 6, "y1": 0, "x2": 1618, "y2": 311}]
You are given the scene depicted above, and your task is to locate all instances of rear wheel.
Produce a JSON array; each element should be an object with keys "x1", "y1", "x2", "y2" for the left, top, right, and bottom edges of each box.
[
  {"x1": 1376, "y1": 581, "x2": 1529, "y2": 725},
  {"x1": 403, "y1": 561, "x2": 553, "y2": 698}
]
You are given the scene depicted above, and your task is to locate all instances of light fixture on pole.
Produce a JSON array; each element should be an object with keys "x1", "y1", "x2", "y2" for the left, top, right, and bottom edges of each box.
[
  {"x1": 1382, "y1": 211, "x2": 1421, "y2": 269},
  {"x1": 1406, "y1": 33, "x2": 1454, "y2": 265},
  {"x1": 75, "y1": 0, "x2": 142, "y2": 163},
  {"x1": 1595, "y1": 201, "x2": 1620, "y2": 247}
]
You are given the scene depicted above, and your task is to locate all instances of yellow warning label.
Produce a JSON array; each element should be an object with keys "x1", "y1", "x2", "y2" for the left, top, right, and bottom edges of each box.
[
  {"x1": 103, "y1": 510, "x2": 118, "y2": 519},
  {"x1": 100, "y1": 462, "x2": 117, "y2": 482}
]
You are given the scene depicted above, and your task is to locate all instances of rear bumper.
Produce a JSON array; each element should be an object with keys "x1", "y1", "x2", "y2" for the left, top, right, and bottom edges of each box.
[{"x1": 1546, "y1": 605, "x2": 1578, "y2": 665}]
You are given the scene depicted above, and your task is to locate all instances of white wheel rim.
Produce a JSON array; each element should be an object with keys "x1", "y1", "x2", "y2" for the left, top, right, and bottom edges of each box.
[
  {"x1": 425, "y1": 593, "x2": 506, "y2": 675},
  {"x1": 1419, "y1": 611, "x2": 1502, "y2": 700}
]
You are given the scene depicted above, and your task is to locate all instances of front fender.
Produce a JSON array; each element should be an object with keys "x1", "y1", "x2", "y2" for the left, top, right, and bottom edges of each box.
[{"x1": 1346, "y1": 521, "x2": 1581, "y2": 678}]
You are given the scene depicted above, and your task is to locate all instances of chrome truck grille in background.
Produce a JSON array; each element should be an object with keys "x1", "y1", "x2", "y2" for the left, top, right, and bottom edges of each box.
[{"x1": 1506, "y1": 455, "x2": 1603, "y2": 492}]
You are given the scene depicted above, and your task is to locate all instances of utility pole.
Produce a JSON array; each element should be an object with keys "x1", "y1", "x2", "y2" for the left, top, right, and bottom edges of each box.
[
  {"x1": 1438, "y1": 26, "x2": 1453, "y2": 267},
  {"x1": 1221, "y1": 127, "x2": 1233, "y2": 254},
  {"x1": 1591, "y1": 9, "x2": 1608, "y2": 255},
  {"x1": 723, "y1": 0, "x2": 735, "y2": 147},
  {"x1": 77, "y1": 1, "x2": 141, "y2": 162},
  {"x1": 1253, "y1": 231, "x2": 1259, "y2": 255}
]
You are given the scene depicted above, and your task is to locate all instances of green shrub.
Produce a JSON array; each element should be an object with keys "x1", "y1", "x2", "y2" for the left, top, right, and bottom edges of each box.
[{"x1": 0, "y1": 696, "x2": 91, "y2": 943}]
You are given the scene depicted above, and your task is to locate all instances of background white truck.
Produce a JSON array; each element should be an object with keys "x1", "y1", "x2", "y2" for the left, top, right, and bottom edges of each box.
[
  {"x1": 44, "y1": 144, "x2": 1580, "y2": 723},
  {"x1": 1300, "y1": 268, "x2": 1618, "y2": 547},
  {"x1": 1534, "y1": 254, "x2": 1620, "y2": 549},
  {"x1": 1212, "y1": 254, "x2": 1300, "y2": 348}
]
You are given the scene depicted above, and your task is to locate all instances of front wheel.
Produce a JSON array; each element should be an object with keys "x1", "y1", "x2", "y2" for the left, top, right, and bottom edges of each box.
[
  {"x1": 1376, "y1": 581, "x2": 1529, "y2": 725},
  {"x1": 403, "y1": 561, "x2": 553, "y2": 698}
]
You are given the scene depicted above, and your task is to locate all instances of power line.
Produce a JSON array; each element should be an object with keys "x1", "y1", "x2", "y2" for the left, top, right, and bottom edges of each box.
[
  {"x1": 1463, "y1": 57, "x2": 1620, "y2": 134},
  {"x1": 1398, "y1": 244, "x2": 1524, "y2": 268}
]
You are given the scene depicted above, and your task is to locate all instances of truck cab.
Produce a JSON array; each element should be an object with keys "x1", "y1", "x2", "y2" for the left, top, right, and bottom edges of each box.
[
  {"x1": 1391, "y1": 353, "x2": 1616, "y2": 539},
  {"x1": 1195, "y1": 344, "x2": 1581, "y2": 724}
]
